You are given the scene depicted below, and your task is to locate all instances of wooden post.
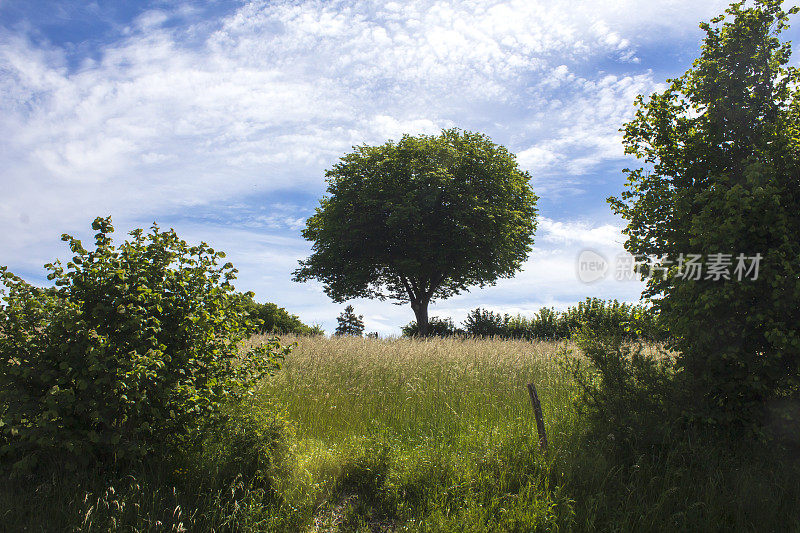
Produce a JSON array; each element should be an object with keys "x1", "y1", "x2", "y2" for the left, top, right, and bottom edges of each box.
[{"x1": 527, "y1": 382, "x2": 548, "y2": 452}]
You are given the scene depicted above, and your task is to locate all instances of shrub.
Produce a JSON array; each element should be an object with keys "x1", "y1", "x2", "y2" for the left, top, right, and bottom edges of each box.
[
  {"x1": 570, "y1": 324, "x2": 678, "y2": 450},
  {"x1": 401, "y1": 316, "x2": 459, "y2": 337},
  {"x1": 561, "y1": 298, "x2": 661, "y2": 341},
  {"x1": 0, "y1": 217, "x2": 290, "y2": 471},
  {"x1": 460, "y1": 300, "x2": 665, "y2": 342},
  {"x1": 242, "y1": 298, "x2": 323, "y2": 336},
  {"x1": 0, "y1": 402, "x2": 292, "y2": 531},
  {"x1": 530, "y1": 307, "x2": 568, "y2": 339},
  {"x1": 505, "y1": 308, "x2": 569, "y2": 340},
  {"x1": 462, "y1": 308, "x2": 507, "y2": 337},
  {"x1": 609, "y1": 0, "x2": 800, "y2": 425}
]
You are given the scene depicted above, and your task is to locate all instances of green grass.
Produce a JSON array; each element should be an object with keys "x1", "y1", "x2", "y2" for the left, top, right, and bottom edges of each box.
[
  {"x1": 2, "y1": 335, "x2": 799, "y2": 531},
  {"x1": 261, "y1": 335, "x2": 575, "y2": 444},
  {"x1": 256, "y1": 335, "x2": 579, "y2": 531}
]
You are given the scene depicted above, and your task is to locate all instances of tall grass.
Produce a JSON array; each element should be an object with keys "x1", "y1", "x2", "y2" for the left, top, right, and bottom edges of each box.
[
  {"x1": 3, "y1": 335, "x2": 799, "y2": 531},
  {"x1": 251, "y1": 335, "x2": 579, "y2": 531},
  {"x1": 258, "y1": 335, "x2": 575, "y2": 443}
]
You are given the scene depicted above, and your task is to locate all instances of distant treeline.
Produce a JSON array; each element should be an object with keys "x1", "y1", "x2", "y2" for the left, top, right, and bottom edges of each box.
[
  {"x1": 242, "y1": 297, "x2": 324, "y2": 336},
  {"x1": 402, "y1": 298, "x2": 665, "y2": 342}
]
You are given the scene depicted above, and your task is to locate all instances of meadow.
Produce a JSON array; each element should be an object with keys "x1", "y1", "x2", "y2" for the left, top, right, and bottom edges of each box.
[
  {"x1": 257, "y1": 335, "x2": 577, "y2": 531},
  {"x1": 5, "y1": 334, "x2": 798, "y2": 532},
  {"x1": 3, "y1": 3, "x2": 800, "y2": 531}
]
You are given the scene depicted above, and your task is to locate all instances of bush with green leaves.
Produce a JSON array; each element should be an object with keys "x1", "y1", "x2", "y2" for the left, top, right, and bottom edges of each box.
[
  {"x1": 609, "y1": 0, "x2": 800, "y2": 424},
  {"x1": 401, "y1": 316, "x2": 459, "y2": 337},
  {"x1": 242, "y1": 298, "x2": 323, "y2": 336},
  {"x1": 561, "y1": 298, "x2": 665, "y2": 343},
  {"x1": 459, "y1": 300, "x2": 664, "y2": 342},
  {"x1": 505, "y1": 308, "x2": 570, "y2": 340},
  {"x1": 569, "y1": 324, "x2": 678, "y2": 451},
  {"x1": 0, "y1": 217, "x2": 290, "y2": 471},
  {"x1": 462, "y1": 308, "x2": 507, "y2": 337}
]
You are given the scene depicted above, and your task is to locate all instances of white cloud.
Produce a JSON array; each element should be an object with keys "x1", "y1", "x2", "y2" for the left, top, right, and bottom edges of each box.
[
  {"x1": 369, "y1": 115, "x2": 451, "y2": 140},
  {"x1": 516, "y1": 71, "x2": 662, "y2": 190},
  {"x1": 539, "y1": 217, "x2": 623, "y2": 248},
  {"x1": 0, "y1": 0, "x2": 737, "y2": 331},
  {"x1": 135, "y1": 10, "x2": 169, "y2": 31}
]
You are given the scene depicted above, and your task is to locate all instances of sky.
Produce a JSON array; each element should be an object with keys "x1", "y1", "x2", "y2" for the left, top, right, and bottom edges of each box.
[{"x1": 2, "y1": 0, "x2": 798, "y2": 335}]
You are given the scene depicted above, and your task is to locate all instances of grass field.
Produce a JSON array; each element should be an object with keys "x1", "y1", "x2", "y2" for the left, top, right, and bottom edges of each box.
[
  {"x1": 2, "y1": 334, "x2": 799, "y2": 531},
  {"x1": 256, "y1": 335, "x2": 578, "y2": 531}
]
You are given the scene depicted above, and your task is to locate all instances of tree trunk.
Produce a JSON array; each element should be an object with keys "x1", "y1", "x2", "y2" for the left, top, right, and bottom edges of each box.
[{"x1": 411, "y1": 299, "x2": 430, "y2": 336}]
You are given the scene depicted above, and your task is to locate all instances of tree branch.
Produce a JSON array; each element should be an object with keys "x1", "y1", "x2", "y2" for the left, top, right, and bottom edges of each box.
[
  {"x1": 399, "y1": 276, "x2": 417, "y2": 303},
  {"x1": 424, "y1": 271, "x2": 445, "y2": 300},
  {"x1": 408, "y1": 277, "x2": 422, "y2": 303}
]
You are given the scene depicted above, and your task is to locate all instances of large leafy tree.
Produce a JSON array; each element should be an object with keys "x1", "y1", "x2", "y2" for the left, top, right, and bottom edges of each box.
[
  {"x1": 609, "y1": 1, "x2": 800, "y2": 424},
  {"x1": 293, "y1": 129, "x2": 538, "y2": 336}
]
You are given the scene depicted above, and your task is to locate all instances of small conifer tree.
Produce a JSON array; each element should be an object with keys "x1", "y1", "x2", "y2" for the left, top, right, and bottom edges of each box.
[{"x1": 335, "y1": 305, "x2": 364, "y2": 336}]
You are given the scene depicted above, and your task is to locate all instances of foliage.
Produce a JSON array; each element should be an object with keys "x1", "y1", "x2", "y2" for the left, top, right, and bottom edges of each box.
[
  {"x1": 241, "y1": 297, "x2": 323, "y2": 336},
  {"x1": 569, "y1": 324, "x2": 678, "y2": 452},
  {"x1": 0, "y1": 401, "x2": 292, "y2": 532},
  {"x1": 563, "y1": 321, "x2": 800, "y2": 531},
  {"x1": 293, "y1": 128, "x2": 538, "y2": 335},
  {"x1": 505, "y1": 307, "x2": 567, "y2": 340},
  {"x1": 0, "y1": 217, "x2": 290, "y2": 471},
  {"x1": 561, "y1": 298, "x2": 665, "y2": 343},
  {"x1": 462, "y1": 308, "x2": 507, "y2": 337},
  {"x1": 609, "y1": 0, "x2": 800, "y2": 425},
  {"x1": 459, "y1": 299, "x2": 665, "y2": 342},
  {"x1": 335, "y1": 305, "x2": 365, "y2": 336},
  {"x1": 4, "y1": 335, "x2": 800, "y2": 531},
  {"x1": 401, "y1": 316, "x2": 459, "y2": 337}
]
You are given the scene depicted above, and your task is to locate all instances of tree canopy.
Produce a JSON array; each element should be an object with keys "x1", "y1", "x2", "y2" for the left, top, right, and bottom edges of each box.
[
  {"x1": 609, "y1": 0, "x2": 800, "y2": 425},
  {"x1": 293, "y1": 128, "x2": 538, "y2": 335}
]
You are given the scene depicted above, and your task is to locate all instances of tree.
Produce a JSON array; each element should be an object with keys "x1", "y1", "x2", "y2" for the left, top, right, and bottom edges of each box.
[
  {"x1": 609, "y1": 1, "x2": 800, "y2": 424},
  {"x1": 463, "y1": 308, "x2": 507, "y2": 337},
  {"x1": 293, "y1": 129, "x2": 538, "y2": 336},
  {"x1": 241, "y1": 297, "x2": 324, "y2": 335},
  {"x1": 335, "y1": 305, "x2": 364, "y2": 336}
]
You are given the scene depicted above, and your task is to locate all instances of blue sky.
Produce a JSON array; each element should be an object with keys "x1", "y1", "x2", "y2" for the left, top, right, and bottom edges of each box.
[{"x1": 2, "y1": 0, "x2": 798, "y2": 334}]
